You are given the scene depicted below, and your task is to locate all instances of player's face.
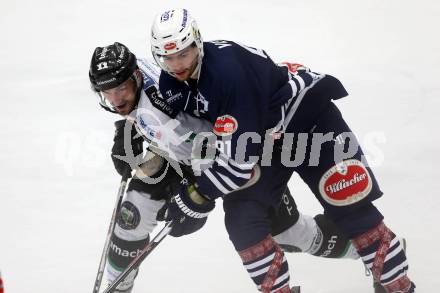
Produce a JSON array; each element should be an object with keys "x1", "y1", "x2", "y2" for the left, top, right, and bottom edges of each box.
[
  {"x1": 101, "y1": 77, "x2": 137, "y2": 116},
  {"x1": 163, "y1": 45, "x2": 199, "y2": 81}
]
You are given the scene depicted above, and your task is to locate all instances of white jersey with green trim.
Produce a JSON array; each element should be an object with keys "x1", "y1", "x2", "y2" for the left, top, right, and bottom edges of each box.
[{"x1": 134, "y1": 58, "x2": 213, "y2": 172}]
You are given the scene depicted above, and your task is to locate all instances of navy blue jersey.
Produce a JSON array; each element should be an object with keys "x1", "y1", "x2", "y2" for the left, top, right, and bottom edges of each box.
[{"x1": 158, "y1": 40, "x2": 348, "y2": 199}]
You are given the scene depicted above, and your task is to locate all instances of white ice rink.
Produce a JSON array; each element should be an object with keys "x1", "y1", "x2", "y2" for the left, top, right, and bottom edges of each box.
[{"x1": 1, "y1": 0, "x2": 439, "y2": 292}]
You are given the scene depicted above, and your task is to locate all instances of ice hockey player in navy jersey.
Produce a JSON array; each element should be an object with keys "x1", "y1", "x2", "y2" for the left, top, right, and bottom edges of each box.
[
  {"x1": 89, "y1": 42, "x2": 367, "y2": 293},
  {"x1": 150, "y1": 8, "x2": 416, "y2": 293}
]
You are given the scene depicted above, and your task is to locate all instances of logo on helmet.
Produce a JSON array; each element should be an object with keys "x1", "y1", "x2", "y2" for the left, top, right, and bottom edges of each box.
[
  {"x1": 181, "y1": 9, "x2": 188, "y2": 28},
  {"x1": 119, "y1": 45, "x2": 126, "y2": 59},
  {"x1": 319, "y1": 159, "x2": 372, "y2": 206},
  {"x1": 213, "y1": 115, "x2": 238, "y2": 136},
  {"x1": 164, "y1": 42, "x2": 177, "y2": 51},
  {"x1": 98, "y1": 47, "x2": 109, "y2": 60},
  {"x1": 97, "y1": 62, "x2": 109, "y2": 71},
  {"x1": 160, "y1": 10, "x2": 174, "y2": 22}
]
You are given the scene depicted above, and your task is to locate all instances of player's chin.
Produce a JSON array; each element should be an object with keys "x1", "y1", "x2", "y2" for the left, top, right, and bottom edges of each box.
[
  {"x1": 173, "y1": 71, "x2": 190, "y2": 81},
  {"x1": 115, "y1": 102, "x2": 135, "y2": 116}
]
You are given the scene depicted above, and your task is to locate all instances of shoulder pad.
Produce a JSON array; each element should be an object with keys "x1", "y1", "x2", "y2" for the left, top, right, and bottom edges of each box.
[
  {"x1": 144, "y1": 85, "x2": 178, "y2": 118},
  {"x1": 137, "y1": 58, "x2": 161, "y2": 89}
]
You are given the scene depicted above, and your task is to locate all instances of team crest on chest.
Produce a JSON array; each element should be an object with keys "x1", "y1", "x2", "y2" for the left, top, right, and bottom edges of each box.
[
  {"x1": 193, "y1": 92, "x2": 209, "y2": 116},
  {"x1": 319, "y1": 159, "x2": 372, "y2": 206}
]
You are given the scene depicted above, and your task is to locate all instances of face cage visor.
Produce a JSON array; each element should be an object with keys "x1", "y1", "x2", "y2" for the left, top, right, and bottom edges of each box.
[
  {"x1": 93, "y1": 73, "x2": 141, "y2": 113},
  {"x1": 152, "y1": 42, "x2": 201, "y2": 77}
]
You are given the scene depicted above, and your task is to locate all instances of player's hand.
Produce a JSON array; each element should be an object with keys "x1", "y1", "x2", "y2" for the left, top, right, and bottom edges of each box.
[
  {"x1": 111, "y1": 119, "x2": 144, "y2": 176},
  {"x1": 156, "y1": 178, "x2": 215, "y2": 237}
]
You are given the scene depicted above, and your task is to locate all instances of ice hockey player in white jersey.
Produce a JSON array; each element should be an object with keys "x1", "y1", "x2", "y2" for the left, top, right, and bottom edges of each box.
[
  {"x1": 89, "y1": 42, "x2": 386, "y2": 293},
  {"x1": 148, "y1": 8, "x2": 416, "y2": 293}
]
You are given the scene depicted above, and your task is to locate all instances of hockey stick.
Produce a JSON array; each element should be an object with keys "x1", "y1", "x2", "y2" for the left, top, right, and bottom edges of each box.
[
  {"x1": 102, "y1": 221, "x2": 173, "y2": 293},
  {"x1": 92, "y1": 170, "x2": 132, "y2": 293}
]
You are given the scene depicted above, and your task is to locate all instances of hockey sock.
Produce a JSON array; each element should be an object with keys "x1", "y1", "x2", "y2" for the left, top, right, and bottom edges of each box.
[
  {"x1": 352, "y1": 222, "x2": 415, "y2": 293},
  {"x1": 239, "y1": 235, "x2": 291, "y2": 293}
]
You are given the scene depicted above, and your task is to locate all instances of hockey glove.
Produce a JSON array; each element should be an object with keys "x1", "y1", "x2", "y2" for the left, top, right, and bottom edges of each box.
[
  {"x1": 157, "y1": 178, "x2": 215, "y2": 237},
  {"x1": 111, "y1": 119, "x2": 144, "y2": 176}
]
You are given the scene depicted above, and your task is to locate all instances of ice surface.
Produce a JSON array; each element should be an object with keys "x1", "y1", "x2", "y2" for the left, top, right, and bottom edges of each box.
[{"x1": 1, "y1": 0, "x2": 439, "y2": 292}]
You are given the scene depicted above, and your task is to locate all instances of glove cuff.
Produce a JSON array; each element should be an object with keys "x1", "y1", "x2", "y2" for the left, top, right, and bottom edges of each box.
[{"x1": 174, "y1": 192, "x2": 214, "y2": 219}]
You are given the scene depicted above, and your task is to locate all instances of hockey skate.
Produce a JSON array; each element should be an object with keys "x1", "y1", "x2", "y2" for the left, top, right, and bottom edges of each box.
[{"x1": 291, "y1": 286, "x2": 300, "y2": 293}]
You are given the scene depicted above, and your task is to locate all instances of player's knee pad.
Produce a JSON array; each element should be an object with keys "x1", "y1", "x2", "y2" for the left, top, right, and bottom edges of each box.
[
  {"x1": 352, "y1": 222, "x2": 415, "y2": 293},
  {"x1": 238, "y1": 235, "x2": 290, "y2": 293},
  {"x1": 114, "y1": 190, "x2": 165, "y2": 241}
]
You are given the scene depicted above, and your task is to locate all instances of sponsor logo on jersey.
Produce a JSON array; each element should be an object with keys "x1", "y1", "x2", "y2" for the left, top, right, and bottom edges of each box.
[
  {"x1": 145, "y1": 86, "x2": 178, "y2": 118},
  {"x1": 213, "y1": 115, "x2": 238, "y2": 136},
  {"x1": 139, "y1": 117, "x2": 161, "y2": 140},
  {"x1": 319, "y1": 159, "x2": 372, "y2": 206},
  {"x1": 166, "y1": 92, "x2": 183, "y2": 103},
  {"x1": 281, "y1": 62, "x2": 305, "y2": 74},
  {"x1": 164, "y1": 42, "x2": 177, "y2": 51}
]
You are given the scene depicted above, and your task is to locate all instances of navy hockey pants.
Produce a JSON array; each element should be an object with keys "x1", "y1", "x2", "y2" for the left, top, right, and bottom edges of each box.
[{"x1": 224, "y1": 102, "x2": 384, "y2": 251}]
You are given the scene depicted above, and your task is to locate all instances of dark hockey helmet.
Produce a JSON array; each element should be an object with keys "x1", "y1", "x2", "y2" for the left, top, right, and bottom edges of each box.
[{"x1": 89, "y1": 42, "x2": 139, "y2": 112}]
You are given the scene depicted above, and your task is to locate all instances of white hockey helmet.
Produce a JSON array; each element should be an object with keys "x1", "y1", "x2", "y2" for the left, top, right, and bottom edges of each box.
[{"x1": 150, "y1": 9, "x2": 203, "y2": 73}]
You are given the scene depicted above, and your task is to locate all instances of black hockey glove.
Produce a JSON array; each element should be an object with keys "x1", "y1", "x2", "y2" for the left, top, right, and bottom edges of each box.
[
  {"x1": 157, "y1": 178, "x2": 215, "y2": 237},
  {"x1": 111, "y1": 119, "x2": 144, "y2": 177}
]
